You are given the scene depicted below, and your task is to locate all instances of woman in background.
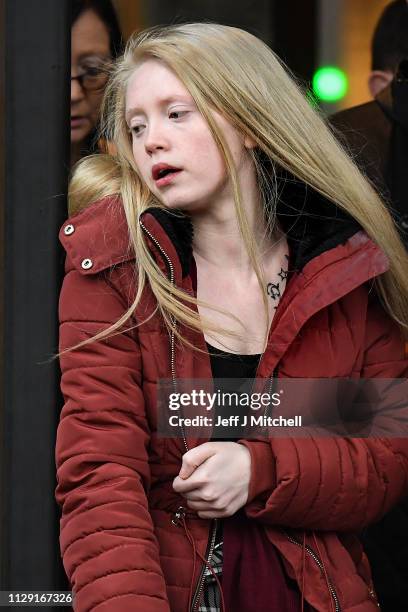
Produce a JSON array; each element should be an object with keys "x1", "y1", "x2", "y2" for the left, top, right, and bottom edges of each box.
[{"x1": 71, "y1": 0, "x2": 122, "y2": 165}]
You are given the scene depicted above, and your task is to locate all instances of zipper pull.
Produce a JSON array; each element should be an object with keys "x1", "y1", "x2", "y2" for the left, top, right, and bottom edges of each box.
[
  {"x1": 171, "y1": 505, "x2": 186, "y2": 526},
  {"x1": 368, "y1": 587, "x2": 380, "y2": 607}
]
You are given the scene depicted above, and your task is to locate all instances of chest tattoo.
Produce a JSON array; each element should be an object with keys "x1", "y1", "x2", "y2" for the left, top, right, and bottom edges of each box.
[{"x1": 267, "y1": 257, "x2": 289, "y2": 309}]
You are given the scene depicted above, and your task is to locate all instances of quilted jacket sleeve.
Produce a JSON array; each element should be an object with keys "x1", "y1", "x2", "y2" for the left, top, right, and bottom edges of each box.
[
  {"x1": 55, "y1": 265, "x2": 170, "y2": 612},
  {"x1": 240, "y1": 298, "x2": 408, "y2": 532}
]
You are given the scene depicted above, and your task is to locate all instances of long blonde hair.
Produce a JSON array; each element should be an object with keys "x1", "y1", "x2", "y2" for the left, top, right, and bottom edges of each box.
[{"x1": 67, "y1": 22, "x2": 408, "y2": 351}]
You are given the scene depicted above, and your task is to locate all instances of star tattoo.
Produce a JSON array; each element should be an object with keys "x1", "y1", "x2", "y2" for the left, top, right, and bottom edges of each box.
[{"x1": 278, "y1": 267, "x2": 288, "y2": 281}]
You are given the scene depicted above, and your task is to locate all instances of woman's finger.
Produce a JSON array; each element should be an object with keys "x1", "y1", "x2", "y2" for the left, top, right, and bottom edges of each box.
[
  {"x1": 179, "y1": 443, "x2": 217, "y2": 479},
  {"x1": 186, "y1": 499, "x2": 216, "y2": 511},
  {"x1": 182, "y1": 489, "x2": 212, "y2": 502},
  {"x1": 173, "y1": 474, "x2": 205, "y2": 494},
  {"x1": 197, "y1": 509, "x2": 230, "y2": 519}
]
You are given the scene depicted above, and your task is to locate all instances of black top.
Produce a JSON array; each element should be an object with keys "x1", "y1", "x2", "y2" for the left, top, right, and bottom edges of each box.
[
  {"x1": 206, "y1": 342, "x2": 261, "y2": 379},
  {"x1": 206, "y1": 342, "x2": 261, "y2": 441}
]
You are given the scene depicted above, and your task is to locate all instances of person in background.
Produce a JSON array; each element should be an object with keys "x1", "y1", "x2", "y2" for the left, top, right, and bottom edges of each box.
[
  {"x1": 331, "y1": 2, "x2": 408, "y2": 610},
  {"x1": 71, "y1": 0, "x2": 123, "y2": 166},
  {"x1": 368, "y1": 0, "x2": 408, "y2": 97},
  {"x1": 331, "y1": 0, "x2": 408, "y2": 245}
]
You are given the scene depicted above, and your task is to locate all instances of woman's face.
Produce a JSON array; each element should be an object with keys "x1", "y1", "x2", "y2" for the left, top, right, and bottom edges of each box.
[
  {"x1": 71, "y1": 9, "x2": 111, "y2": 146},
  {"x1": 125, "y1": 59, "x2": 255, "y2": 212}
]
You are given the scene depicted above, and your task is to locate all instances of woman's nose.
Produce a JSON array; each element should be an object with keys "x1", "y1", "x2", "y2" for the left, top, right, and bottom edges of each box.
[
  {"x1": 144, "y1": 123, "x2": 169, "y2": 154},
  {"x1": 71, "y1": 77, "x2": 85, "y2": 104}
]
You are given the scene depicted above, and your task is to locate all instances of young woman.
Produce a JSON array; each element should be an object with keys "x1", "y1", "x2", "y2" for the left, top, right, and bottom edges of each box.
[
  {"x1": 71, "y1": 0, "x2": 122, "y2": 165},
  {"x1": 56, "y1": 23, "x2": 408, "y2": 612}
]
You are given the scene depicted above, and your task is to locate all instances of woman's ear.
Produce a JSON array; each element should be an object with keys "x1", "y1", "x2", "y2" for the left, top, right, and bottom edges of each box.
[
  {"x1": 368, "y1": 70, "x2": 393, "y2": 98},
  {"x1": 244, "y1": 134, "x2": 257, "y2": 150}
]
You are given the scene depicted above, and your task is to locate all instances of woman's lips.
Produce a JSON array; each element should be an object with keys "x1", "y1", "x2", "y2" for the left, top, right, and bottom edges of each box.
[
  {"x1": 155, "y1": 169, "x2": 183, "y2": 188},
  {"x1": 70, "y1": 116, "x2": 89, "y2": 129}
]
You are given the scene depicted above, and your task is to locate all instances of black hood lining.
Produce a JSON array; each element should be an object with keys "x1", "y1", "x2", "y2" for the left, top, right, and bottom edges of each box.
[
  {"x1": 145, "y1": 175, "x2": 361, "y2": 277},
  {"x1": 276, "y1": 174, "x2": 361, "y2": 270},
  {"x1": 145, "y1": 208, "x2": 194, "y2": 278}
]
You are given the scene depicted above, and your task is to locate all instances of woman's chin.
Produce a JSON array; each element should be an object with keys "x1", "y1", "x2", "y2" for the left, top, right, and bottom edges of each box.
[
  {"x1": 160, "y1": 197, "x2": 207, "y2": 214},
  {"x1": 70, "y1": 126, "x2": 92, "y2": 146},
  {"x1": 162, "y1": 200, "x2": 190, "y2": 211}
]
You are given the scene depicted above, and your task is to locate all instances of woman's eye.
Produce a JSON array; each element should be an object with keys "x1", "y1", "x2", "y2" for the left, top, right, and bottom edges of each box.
[
  {"x1": 80, "y1": 59, "x2": 110, "y2": 76},
  {"x1": 85, "y1": 66, "x2": 104, "y2": 77},
  {"x1": 131, "y1": 125, "x2": 144, "y2": 136},
  {"x1": 169, "y1": 110, "x2": 188, "y2": 120}
]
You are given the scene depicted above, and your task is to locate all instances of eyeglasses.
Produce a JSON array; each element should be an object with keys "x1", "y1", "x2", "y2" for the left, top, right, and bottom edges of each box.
[{"x1": 71, "y1": 64, "x2": 110, "y2": 92}]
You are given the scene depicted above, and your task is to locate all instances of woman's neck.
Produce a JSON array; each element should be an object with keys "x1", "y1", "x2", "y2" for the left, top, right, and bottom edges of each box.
[
  {"x1": 191, "y1": 184, "x2": 277, "y2": 273},
  {"x1": 193, "y1": 213, "x2": 267, "y2": 271},
  {"x1": 70, "y1": 142, "x2": 83, "y2": 167}
]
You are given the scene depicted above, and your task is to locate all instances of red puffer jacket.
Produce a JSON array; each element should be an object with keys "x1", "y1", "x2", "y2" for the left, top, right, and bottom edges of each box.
[{"x1": 56, "y1": 187, "x2": 408, "y2": 612}]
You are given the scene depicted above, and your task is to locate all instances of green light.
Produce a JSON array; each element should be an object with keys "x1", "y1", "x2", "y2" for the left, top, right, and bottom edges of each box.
[{"x1": 312, "y1": 66, "x2": 348, "y2": 102}]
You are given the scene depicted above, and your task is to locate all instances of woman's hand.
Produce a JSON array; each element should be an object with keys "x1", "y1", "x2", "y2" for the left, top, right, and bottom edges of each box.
[{"x1": 172, "y1": 442, "x2": 251, "y2": 518}]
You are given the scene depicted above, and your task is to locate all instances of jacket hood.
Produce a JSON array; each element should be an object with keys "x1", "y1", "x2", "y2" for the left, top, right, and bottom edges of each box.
[
  {"x1": 59, "y1": 176, "x2": 378, "y2": 283},
  {"x1": 142, "y1": 177, "x2": 362, "y2": 275},
  {"x1": 274, "y1": 175, "x2": 361, "y2": 270}
]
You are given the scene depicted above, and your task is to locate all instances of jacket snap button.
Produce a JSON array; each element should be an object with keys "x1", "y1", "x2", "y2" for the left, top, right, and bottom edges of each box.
[
  {"x1": 81, "y1": 258, "x2": 93, "y2": 270},
  {"x1": 64, "y1": 224, "x2": 75, "y2": 235}
]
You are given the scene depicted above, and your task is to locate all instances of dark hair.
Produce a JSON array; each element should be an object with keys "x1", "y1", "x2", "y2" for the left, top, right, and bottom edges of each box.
[
  {"x1": 72, "y1": 0, "x2": 123, "y2": 58},
  {"x1": 372, "y1": 0, "x2": 408, "y2": 71}
]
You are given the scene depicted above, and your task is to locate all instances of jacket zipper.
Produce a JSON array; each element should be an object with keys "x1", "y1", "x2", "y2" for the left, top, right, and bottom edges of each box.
[
  {"x1": 188, "y1": 373, "x2": 278, "y2": 609},
  {"x1": 264, "y1": 368, "x2": 278, "y2": 418},
  {"x1": 190, "y1": 519, "x2": 218, "y2": 612},
  {"x1": 140, "y1": 220, "x2": 188, "y2": 452},
  {"x1": 284, "y1": 531, "x2": 341, "y2": 612},
  {"x1": 140, "y1": 220, "x2": 219, "y2": 610}
]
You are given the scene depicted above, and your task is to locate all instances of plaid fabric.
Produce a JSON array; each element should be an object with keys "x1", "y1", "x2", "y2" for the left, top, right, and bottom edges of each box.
[{"x1": 198, "y1": 540, "x2": 223, "y2": 612}]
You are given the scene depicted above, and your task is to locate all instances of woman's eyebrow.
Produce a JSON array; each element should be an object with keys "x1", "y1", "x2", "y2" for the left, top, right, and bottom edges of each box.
[
  {"x1": 126, "y1": 95, "x2": 193, "y2": 122},
  {"x1": 76, "y1": 52, "x2": 111, "y2": 62}
]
